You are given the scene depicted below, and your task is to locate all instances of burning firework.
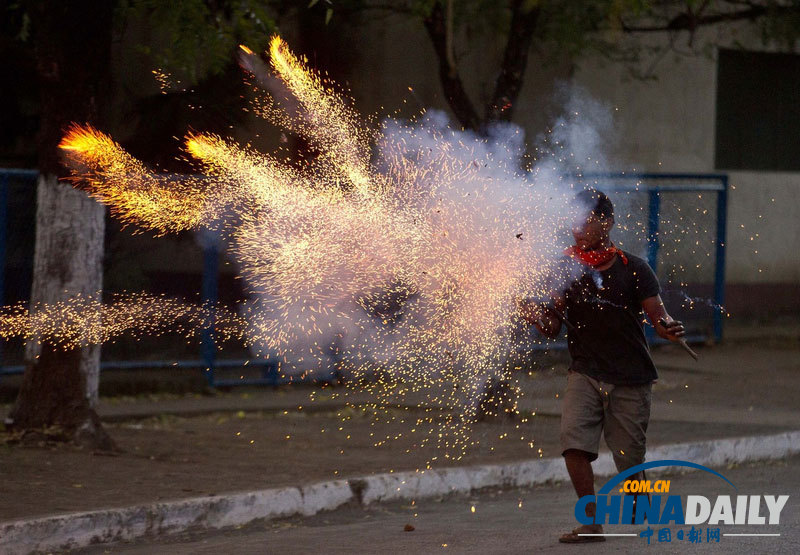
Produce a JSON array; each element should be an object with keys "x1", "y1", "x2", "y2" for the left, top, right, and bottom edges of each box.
[{"x1": 14, "y1": 36, "x2": 617, "y2": 461}]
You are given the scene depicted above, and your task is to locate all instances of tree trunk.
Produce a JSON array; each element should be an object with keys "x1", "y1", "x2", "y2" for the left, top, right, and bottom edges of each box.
[
  {"x1": 8, "y1": 0, "x2": 114, "y2": 450},
  {"x1": 485, "y1": 0, "x2": 540, "y2": 123},
  {"x1": 424, "y1": 0, "x2": 540, "y2": 133},
  {"x1": 8, "y1": 175, "x2": 111, "y2": 449},
  {"x1": 424, "y1": 1, "x2": 482, "y2": 131},
  {"x1": 26, "y1": 175, "x2": 105, "y2": 407}
]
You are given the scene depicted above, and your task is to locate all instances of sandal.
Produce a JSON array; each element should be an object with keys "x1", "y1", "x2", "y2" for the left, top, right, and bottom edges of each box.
[{"x1": 559, "y1": 525, "x2": 606, "y2": 543}]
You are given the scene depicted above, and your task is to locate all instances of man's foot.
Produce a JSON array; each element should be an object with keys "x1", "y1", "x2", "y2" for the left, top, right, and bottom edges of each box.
[
  {"x1": 558, "y1": 524, "x2": 606, "y2": 543},
  {"x1": 631, "y1": 493, "x2": 650, "y2": 524}
]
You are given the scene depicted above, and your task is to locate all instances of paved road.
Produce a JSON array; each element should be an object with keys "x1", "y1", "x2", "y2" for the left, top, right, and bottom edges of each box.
[{"x1": 86, "y1": 456, "x2": 800, "y2": 554}]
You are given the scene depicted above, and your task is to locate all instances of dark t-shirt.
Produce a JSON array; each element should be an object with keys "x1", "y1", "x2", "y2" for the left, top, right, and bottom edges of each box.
[{"x1": 562, "y1": 251, "x2": 660, "y2": 385}]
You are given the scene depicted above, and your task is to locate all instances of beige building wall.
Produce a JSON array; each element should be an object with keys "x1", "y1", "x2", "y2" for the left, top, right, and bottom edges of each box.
[
  {"x1": 104, "y1": 11, "x2": 797, "y2": 317},
  {"x1": 572, "y1": 29, "x2": 800, "y2": 314},
  {"x1": 341, "y1": 14, "x2": 799, "y2": 315}
]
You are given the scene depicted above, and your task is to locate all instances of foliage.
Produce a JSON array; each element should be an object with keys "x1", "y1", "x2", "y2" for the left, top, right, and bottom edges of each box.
[
  {"x1": 2, "y1": 3, "x2": 32, "y2": 41},
  {"x1": 3, "y1": 1, "x2": 277, "y2": 85},
  {"x1": 323, "y1": 1, "x2": 799, "y2": 62},
  {"x1": 317, "y1": 0, "x2": 799, "y2": 129},
  {"x1": 758, "y1": 1, "x2": 800, "y2": 48},
  {"x1": 115, "y1": 0, "x2": 277, "y2": 84}
]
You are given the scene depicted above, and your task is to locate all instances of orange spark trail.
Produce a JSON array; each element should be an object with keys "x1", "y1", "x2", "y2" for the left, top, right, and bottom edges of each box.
[{"x1": 30, "y1": 36, "x2": 607, "y2": 463}]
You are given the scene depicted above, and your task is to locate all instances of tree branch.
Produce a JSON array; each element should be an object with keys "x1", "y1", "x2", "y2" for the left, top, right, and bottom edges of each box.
[
  {"x1": 620, "y1": 2, "x2": 798, "y2": 33},
  {"x1": 485, "y1": 0, "x2": 540, "y2": 123},
  {"x1": 423, "y1": 1, "x2": 482, "y2": 131}
]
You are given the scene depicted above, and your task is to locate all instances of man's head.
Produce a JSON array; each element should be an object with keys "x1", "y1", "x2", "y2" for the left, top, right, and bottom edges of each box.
[{"x1": 572, "y1": 189, "x2": 614, "y2": 250}]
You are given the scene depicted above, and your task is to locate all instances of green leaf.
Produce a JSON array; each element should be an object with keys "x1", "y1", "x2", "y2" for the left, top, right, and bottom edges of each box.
[
  {"x1": 309, "y1": 0, "x2": 320, "y2": 7},
  {"x1": 18, "y1": 12, "x2": 30, "y2": 41},
  {"x1": 117, "y1": 0, "x2": 276, "y2": 84},
  {"x1": 325, "y1": 7, "x2": 333, "y2": 25}
]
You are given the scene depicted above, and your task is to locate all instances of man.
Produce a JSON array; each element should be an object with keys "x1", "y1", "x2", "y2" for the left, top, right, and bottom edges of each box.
[{"x1": 518, "y1": 189, "x2": 685, "y2": 543}]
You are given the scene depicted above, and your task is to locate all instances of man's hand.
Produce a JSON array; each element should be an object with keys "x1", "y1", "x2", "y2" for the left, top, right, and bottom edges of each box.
[
  {"x1": 642, "y1": 296, "x2": 685, "y2": 342},
  {"x1": 515, "y1": 297, "x2": 543, "y2": 326},
  {"x1": 515, "y1": 297, "x2": 562, "y2": 338},
  {"x1": 642, "y1": 296, "x2": 698, "y2": 359},
  {"x1": 659, "y1": 318, "x2": 686, "y2": 342}
]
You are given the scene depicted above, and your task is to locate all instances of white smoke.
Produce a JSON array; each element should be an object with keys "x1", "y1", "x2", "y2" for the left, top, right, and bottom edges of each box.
[{"x1": 238, "y1": 94, "x2": 616, "y2": 396}]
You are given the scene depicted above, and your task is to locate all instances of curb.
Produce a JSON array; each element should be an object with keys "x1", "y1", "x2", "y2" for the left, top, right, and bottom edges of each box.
[{"x1": 2, "y1": 430, "x2": 798, "y2": 554}]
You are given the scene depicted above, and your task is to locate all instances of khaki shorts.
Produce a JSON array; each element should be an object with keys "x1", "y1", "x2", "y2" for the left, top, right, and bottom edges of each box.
[{"x1": 560, "y1": 370, "x2": 652, "y2": 472}]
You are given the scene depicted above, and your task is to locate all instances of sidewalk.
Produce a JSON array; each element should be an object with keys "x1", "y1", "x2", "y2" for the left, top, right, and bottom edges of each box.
[{"x1": 1, "y1": 328, "x2": 798, "y2": 525}]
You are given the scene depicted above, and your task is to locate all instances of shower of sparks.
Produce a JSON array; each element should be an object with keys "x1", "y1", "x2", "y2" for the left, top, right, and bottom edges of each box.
[
  {"x1": 0, "y1": 293, "x2": 248, "y2": 350},
  {"x1": 5, "y1": 36, "x2": 723, "y2": 462},
  {"x1": 51, "y1": 36, "x2": 580, "y2": 459}
]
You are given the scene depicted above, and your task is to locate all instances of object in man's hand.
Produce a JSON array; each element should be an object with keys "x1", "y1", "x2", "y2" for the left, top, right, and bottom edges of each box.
[
  {"x1": 659, "y1": 318, "x2": 698, "y2": 361},
  {"x1": 514, "y1": 297, "x2": 540, "y2": 324}
]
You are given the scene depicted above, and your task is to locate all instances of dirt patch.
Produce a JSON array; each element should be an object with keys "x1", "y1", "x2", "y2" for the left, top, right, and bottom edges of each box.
[
  {"x1": 2, "y1": 340, "x2": 798, "y2": 523},
  {"x1": 0, "y1": 406, "x2": 557, "y2": 521},
  {"x1": 0, "y1": 401, "x2": 784, "y2": 522}
]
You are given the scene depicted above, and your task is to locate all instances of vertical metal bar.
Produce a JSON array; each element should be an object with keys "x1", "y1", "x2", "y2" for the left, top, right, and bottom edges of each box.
[
  {"x1": 262, "y1": 358, "x2": 278, "y2": 386},
  {"x1": 201, "y1": 242, "x2": 219, "y2": 387},
  {"x1": 713, "y1": 177, "x2": 728, "y2": 342},
  {"x1": 271, "y1": 359, "x2": 280, "y2": 386},
  {"x1": 645, "y1": 189, "x2": 661, "y2": 343},
  {"x1": 646, "y1": 189, "x2": 661, "y2": 272},
  {"x1": 0, "y1": 173, "x2": 8, "y2": 378}
]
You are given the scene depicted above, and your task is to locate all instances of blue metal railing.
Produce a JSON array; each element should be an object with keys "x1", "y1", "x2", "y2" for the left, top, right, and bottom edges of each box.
[
  {"x1": 714, "y1": 177, "x2": 728, "y2": 341},
  {"x1": 0, "y1": 168, "x2": 284, "y2": 386},
  {"x1": 582, "y1": 172, "x2": 729, "y2": 343},
  {"x1": 0, "y1": 169, "x2": 38, "y2": 378},
  {"x1": 0, "y1": 169, "x2": 729, "y2": 383},
  {"x1": 201, "y1": 241, "x2": 219, "y2": 386},
  {"x1": 527, "y1": 173, "x2": 728, "y2": 353}
]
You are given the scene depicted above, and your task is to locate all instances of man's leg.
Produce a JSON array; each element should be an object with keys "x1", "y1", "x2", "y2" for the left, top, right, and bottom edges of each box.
[
  {"x1": 564, "y1": 449, "x2": 597, "y2": 521},
  {"x1": 603, "y1": 382, "x2": 652, "y2": 523},
  {"x1": 559, "y1": 372, "x2": 605, "y2": 543}
]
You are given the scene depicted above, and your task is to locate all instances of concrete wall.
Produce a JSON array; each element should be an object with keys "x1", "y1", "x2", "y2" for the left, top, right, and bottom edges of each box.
[
  {"x1": 97, "y1": 11, "x2": 798, "y2": 318},
  {"x1": 338, "y1": 14, "x2": 799, "y2": 316},
  {"x1": 572, "y1": 28, "x2": 800, "y2": 314}
]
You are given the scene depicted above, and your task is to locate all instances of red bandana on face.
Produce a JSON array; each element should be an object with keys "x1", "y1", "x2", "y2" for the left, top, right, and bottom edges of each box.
[{"x1": 564, "y1": 244, "x2": 628, "y2": 267}]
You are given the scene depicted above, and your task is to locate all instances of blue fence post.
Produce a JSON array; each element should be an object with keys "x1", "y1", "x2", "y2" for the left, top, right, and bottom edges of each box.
[
  {"x1": 261, "y1": 359, "x2": 278, "y2": 386},
  {"x1": 646, "y1": 188, "x2": 661, "y2": 271},
  {"x1": 201, "y1": 242, "x2": 218, "y2": 387},
  {"x1": 0, "y1": 170, "x2": 729, "y2": 381},
  {"x1": 0, "y1": 173, "x2": 7, "y2": 377},
  {"x1": 713, "y1": 178, "x2": 728, "y2": 342},
  {"x1": 645, "y1": 188, "x2": 661, "y2": 342}
]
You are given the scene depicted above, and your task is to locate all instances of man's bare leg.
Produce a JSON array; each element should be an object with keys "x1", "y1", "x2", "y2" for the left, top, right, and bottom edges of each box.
[
  {"x1": 560, "y1": 449, "x2": 604, "y2": 543},
  {"x1": 625, "y1": 470, "x2": 651, "y2": 523}
]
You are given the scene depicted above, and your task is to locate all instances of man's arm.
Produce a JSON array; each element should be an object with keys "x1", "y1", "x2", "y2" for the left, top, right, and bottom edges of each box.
[
  {"x1": 517, "y1": 296, "x2": 564, "y2": 339},
  {"x1": 641, "y1": 295, "x2": 685, "y2": 341}
]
